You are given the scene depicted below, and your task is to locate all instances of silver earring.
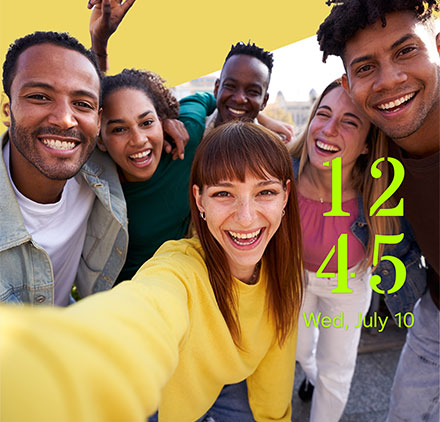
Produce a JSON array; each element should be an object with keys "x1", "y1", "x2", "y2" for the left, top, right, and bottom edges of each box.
[
  {"x1": 200, "y1": 211, "x2": 206, "y2": 221},
  {"x1": 282, "y1": 209, "x2": 285, "y2": 217}
]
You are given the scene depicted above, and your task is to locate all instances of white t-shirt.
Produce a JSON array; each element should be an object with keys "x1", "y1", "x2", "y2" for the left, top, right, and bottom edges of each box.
[{"x1": 4, "y1": 142, "x2": 95, "y2": 306}]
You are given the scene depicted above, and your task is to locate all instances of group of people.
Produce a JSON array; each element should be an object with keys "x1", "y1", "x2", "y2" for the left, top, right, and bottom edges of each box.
[{"x1": 0, "y1": 0, "x2": 438, "y2": 421}]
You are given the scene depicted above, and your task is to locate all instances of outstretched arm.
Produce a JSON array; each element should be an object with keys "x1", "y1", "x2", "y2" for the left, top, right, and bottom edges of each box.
[{"x1": 87, "y1": 0, "x2": 136, "y2": 73}]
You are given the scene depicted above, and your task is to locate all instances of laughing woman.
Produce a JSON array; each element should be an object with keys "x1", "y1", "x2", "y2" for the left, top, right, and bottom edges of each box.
[
  {"x1": 290, "y1": 79, "x2": 425, "y2": 422},
  {"x1": 98, "y1": 69, "x2": 216, "y2": 283},
  {"x1": 1, "y1": 121, "x2": 303, "y2": 422}
]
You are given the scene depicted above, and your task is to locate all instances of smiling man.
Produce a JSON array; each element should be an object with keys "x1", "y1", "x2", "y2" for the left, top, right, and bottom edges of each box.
[
  {"x1": 317, "y1": 1, "x2": 439, "y2": 421},
  {"x1": 1, "y1": 32, "x2": 128, "y2": 306},
  {"x1": 212, "y1": 42, "x2": 272, "y2": 128}
]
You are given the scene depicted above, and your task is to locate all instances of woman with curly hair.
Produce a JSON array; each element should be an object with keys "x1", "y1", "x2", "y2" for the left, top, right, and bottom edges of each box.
[{"x1": 98, "y1": 69, "x2": 216, "y2": 283}]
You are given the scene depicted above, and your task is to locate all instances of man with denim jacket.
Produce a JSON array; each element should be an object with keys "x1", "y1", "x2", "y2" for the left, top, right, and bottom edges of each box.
[
  {"x1": 0, "y1": 31, "x2": 128, "y2": 306},
  {"x1": 318, "y1": 1, "x2": 439, "y2": 420}
]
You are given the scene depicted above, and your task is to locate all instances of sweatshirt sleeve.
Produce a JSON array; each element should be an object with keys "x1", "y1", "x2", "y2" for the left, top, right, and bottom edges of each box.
[
  {"x1": 246, "y1": 325, "x2": 298, "y2": 422},
  {"x1": 0, "y1": 264, "x2": 190, "y2": 422},
  {"x1": 178, "y1": 92, "x2": 217, "y2": 148}
]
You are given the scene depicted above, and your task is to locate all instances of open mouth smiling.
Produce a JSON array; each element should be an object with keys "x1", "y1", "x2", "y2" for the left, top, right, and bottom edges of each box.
[
  {"x1": 315, "y1": 139, "x2": 340, "y2": 154},
  {"x1": 40, "y1": 137, "x2": 79, "y2": 151},
  {"x1": 227, "y1": 228, "x2": 263, "y2": 246},
  {"x1": 227, "y1": 107, "x2": 247, "y2": 116},
  {"x1": 375, "y1": 92, "x2": 416, "y2": 113},
  {"x1": 129, "y1": 149, "x2": 152, "y2": 164}
]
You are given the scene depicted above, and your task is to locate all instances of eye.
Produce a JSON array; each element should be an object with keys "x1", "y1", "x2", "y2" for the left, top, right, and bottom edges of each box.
[
  {"x1": 223, "y1": 83, "x2": 235, "y2": 90},
  {"x1": 356, "y1": 64, "x2": 373, "y2": 75},
  {"x1": 212, "y1": 191, "x2": 231, "y2": 198},
  {"x1": 27, "y1": 94, "x2": 49, "y2": 101},
  {"x1": 398, "y1": 46, "x2": 416, "y2": 57},
  {"x1": 141, "y1": 119, "x2": 154, "y2": 127},
  {"x1": 74, "y1": 101, "x2": 94, "y2": 110},
  {"x1": 316, "y1": 111, "x2": 330, "y2": 119},
  {"x1": 258, "y1": 189, "x2": 278, "y2": 196},
  {"x1": 342, "y1": 120, "x2": 358, "y2": 127},
  {"x1": 111, "y1": 126, "x2": 127, "y2": 134},
  {"x1": 247, "y1": 89, "x2": 261, "y2": 96}
]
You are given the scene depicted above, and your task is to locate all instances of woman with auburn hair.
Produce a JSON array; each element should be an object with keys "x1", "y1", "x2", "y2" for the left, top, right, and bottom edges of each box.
[
  {"x1": 1, "y1": 121, "x2": 303, "y2": 422},
  {"x1": 289, "y1": 79, "x2": 425, "y2": 422}
]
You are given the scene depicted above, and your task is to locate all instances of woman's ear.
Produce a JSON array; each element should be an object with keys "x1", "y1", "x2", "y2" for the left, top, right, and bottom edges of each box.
[
  {"x1": 192, "y1": 184, "x2": 205, "y2": 213},
  {"x1": 362, "y1": 144, "x2": 369, "y2": 155},
  {"x1": 96, "y1": 136, "x2": 107, "y2": 152}
]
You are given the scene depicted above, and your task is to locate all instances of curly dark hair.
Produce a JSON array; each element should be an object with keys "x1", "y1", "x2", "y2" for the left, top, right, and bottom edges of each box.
[
  {"x1": 2, "y1": 31, "x2": 101, "y2": 100},
  {"x1": 317, "y1": 0, "x2": 439, "y2": 62},
  {"x1": 102, "y1": 69, "x2": 179, "y2": 120},
  {"x1": 224, "y1": 41, "x2": 274, "y2": 75}
]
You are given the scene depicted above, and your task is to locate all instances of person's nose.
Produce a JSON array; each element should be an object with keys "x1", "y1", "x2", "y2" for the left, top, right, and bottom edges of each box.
[
  {"x1": 322, "y1": 117, "x2": 338, "y2": 138},
  {"x1": 372, "y1": 62, "x2": 407, "y2": 93},
  {"x1": 129, "y1": 127, "x2": 148, "y2": 147},
  {"x1": 233, "y1": 197, "x2": 256, "y2": 227},
  {"x1": 47, "y1": 100, "x2": 77, "y2": 129},
  {"x1": 232, "y1": 88, "x2": 248, "y2": 105}
]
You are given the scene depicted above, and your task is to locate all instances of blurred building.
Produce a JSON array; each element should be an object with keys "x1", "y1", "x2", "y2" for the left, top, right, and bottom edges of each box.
[
  {"x1": 266, "y1": 90, "x2": 317, "y2": 135},
  {"x1": 172, "y1": 75, "x2": 217, "y2": 99}
]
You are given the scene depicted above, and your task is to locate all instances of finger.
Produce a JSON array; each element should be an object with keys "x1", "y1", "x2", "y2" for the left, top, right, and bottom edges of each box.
[
  {"x1": 163, "y1": 140, "x2": 172, "y2": 154},
  {"x1": 87, "y1": 0, "x2": 101, "y2": 9},
  {"x1": 173, "y1": 136, "x2": 185, "y2": 160},
  {"x1": 121, "y1": 0, "x2": 136, "y2": 16}
]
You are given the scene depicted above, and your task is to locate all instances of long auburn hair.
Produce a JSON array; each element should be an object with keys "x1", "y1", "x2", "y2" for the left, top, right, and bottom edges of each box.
[
  {"x1": 190, "y1": 121, "x2": 303, "y2": 347},
  {"x1": 289, "y1": 79, "x2": 399, "y2": 270}
]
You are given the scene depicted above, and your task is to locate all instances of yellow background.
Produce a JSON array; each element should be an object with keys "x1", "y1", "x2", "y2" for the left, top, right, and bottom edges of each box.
[{"x1": 0, "y1": 0, "x2": 329, "y2": 86}]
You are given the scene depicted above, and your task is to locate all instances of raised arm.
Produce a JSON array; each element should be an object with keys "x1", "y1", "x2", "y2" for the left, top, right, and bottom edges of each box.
[{"x1": 87, "y1": 0, "x2": 136, "y2": 73}]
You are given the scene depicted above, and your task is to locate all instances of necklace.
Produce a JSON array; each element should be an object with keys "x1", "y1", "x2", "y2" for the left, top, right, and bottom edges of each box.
[{"x1": 246, "y1": 262, "x2": 261, "y2": 285}]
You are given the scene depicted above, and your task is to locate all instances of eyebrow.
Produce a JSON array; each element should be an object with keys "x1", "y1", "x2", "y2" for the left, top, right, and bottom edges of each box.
[
  {"x1": 349, "y1": 33, "x2": 415, "y2": 69},
  {"x1": 107, "y1": 110, "x2": 154, "y2": 125},
  {"x1": 21, "y1": 82, "x2": 99, "y2": 102}
]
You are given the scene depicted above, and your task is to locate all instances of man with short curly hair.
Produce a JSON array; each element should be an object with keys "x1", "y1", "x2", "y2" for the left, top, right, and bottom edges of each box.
[{"x1": 318, "y1": 1, "x2": 439, "y2": 421}]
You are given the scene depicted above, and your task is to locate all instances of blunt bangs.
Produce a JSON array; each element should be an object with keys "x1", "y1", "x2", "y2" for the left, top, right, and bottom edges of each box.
[{"x1": 192, "y1": 121, "x2": 292, "y2": 190}]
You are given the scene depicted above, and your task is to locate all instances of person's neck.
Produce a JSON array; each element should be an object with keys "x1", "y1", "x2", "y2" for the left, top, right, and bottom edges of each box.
[
  {"x1": 9, "y1": 142, "x2": 67, "y2": 204},
  {"x1": 392, "y1": 102, "x2": 440, "y2": 158},
  {"x1": 300, "y1": 161, "x2": 356, "y2": 202}
]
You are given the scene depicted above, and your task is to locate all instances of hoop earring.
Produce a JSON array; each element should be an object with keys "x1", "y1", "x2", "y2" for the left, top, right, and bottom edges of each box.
[{"x1": 200, "y1": 211, "x2": 206, "y2": 221}]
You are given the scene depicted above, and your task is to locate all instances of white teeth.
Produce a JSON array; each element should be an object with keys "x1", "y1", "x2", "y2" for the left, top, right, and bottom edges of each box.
[
  {"x1": 228, "y1": 228, "x2": 262, "y2": 246},
  {"x1": 228, "y1": 107, "x2": 246, "y2": 115},
  {"x1": 316, "y1": 140, "x2": 339, "y2": 152},
  {"x1": 377, "y1": 93, "x2": 415, "y2": 110},
  {"x1": 228, "y1": 229, "x2": 261, "y2": 239},
  {"x1": 130, "y1": 150, "x2": 151, "y2": 159},
  {"x1": 42, "y1": 138, "x2": 76, "y2": 150}
]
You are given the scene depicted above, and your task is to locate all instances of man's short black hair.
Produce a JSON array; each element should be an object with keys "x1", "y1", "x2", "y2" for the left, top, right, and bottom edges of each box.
[
  {"x1": 223, "y1": 41, "x2": 274, "y2": 75},
  {"x1": 317, "y1": 0, "x2": 439, "y2": 63},
  {"x1": 2, "y1": 31, "x2": 102, "y2": 101}
]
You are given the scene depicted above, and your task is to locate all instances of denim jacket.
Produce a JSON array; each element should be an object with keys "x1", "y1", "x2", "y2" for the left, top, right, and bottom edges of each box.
[
  {"x1": 0, "y1": 132, "x2": 128, "y2": 305},
  {"x1": 292, "y1": 157, "x2": 426, "y2": 319}
]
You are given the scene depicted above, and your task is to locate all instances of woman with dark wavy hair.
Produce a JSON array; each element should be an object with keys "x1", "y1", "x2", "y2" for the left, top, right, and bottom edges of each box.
[{"x1": 1, "y1": 121, "x2": 303, "y2": 422}]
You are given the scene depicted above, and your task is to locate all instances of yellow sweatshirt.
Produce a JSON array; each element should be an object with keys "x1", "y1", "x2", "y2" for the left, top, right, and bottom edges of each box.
[{"x1": 1, "y1": 237, "x2": 297, "y2": 422}]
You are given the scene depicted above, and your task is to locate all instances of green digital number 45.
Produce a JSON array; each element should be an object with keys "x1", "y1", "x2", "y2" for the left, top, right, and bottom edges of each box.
[{"x1": 316, "y1": 157, "x2": 407, "y2": 294}]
